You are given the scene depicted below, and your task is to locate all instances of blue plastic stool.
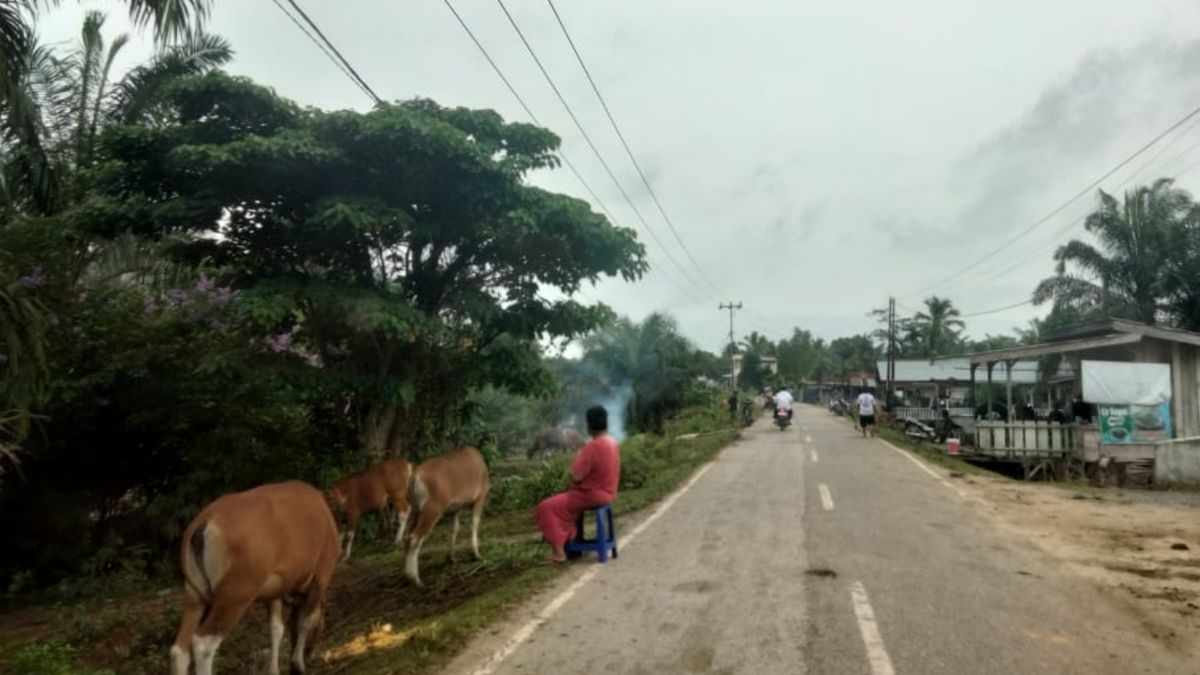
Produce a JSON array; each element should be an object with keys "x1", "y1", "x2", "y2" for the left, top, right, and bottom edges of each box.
[{"x1": 564, "y1": 504, "x2": 618, "y2": 563}]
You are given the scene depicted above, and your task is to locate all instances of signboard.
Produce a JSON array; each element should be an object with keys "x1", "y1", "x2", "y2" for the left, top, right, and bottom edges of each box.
[{"x1": 1099, "y1": 403, "x2": 1172, "y2": 444}]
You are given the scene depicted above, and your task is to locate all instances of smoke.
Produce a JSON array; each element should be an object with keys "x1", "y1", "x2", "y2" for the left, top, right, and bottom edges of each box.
[{"x1": 592, "y1": 381, "x2": 634, "y2": 442}]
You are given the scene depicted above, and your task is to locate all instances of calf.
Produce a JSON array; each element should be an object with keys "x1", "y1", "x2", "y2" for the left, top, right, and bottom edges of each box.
[
  {"x1": 527, "y1": 426, "x2": 584, "y2": 459},
  {"x1": 325, "y1": 458, "x2": 412, "y2": 559},
  {"x1": 171, "y1": 481, "x2": 340, "y2": 675},
  {"x1": 403, "y1": 446, "x2": 489, "y2": 586}
]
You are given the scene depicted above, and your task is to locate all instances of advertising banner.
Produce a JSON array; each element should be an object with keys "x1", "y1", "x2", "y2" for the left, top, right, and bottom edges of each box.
[{"x1": 1098, "y1": 402, "x2": 1172, "y2": 444}]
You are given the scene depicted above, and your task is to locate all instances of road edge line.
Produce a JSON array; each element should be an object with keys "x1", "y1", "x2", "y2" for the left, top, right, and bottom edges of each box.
[{"x1": 877, "y1": 438, "x2": 968, "y2": 499}]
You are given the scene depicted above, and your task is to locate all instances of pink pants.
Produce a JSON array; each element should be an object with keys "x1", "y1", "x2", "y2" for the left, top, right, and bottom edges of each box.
[{"x1": 534, "y1": 489, "x2": 609, "y2": 547}]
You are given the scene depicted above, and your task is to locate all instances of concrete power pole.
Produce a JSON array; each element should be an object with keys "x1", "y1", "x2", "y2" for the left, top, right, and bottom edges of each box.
[
  {"x1": 719, "y1": 302, "x2": 743, "y2": 389},
  {"x1": 886, "y1": 297, "x2": 897, "y2": 405}
]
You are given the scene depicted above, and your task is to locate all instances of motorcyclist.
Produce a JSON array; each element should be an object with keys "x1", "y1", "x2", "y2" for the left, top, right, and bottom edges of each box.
[{"x1": 773, "y1": 387, "x2": 794, "y2": 421}]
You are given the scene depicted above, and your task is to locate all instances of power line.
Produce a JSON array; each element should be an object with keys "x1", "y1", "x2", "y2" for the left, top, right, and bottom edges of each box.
[
  {"x1": 974, "y1": 133, "x2": 1200, "y2": 286},
  {"x1": 904, "y1": 100, "x2": 1200, "y2": 299},
  {"x1": 282, "y1": 0, "x2": 383, "y2": 105},
  {"x1": 437, "y1": 0, "x2": 709, "y2": 306},
  {"x1": 268, "y1": 0, "x2": 375, "y2": 101},
  {"x1": 959, "y1": 298, "x2": 1034, "y2": 319},
  {"x1": 965, "y1": 114, "x2": 1200, "y2": 287},
  {"x1": 491, "y1": 0, "x2": 716, "y2": 302},
  {"x1": 543, "y1": 0, "x2": 721, "y2": 296}
]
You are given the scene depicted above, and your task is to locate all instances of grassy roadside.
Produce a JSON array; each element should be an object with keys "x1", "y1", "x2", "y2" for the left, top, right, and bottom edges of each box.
[{"x1": 0, "y1": 411, "x2": 740, "y2": 675}]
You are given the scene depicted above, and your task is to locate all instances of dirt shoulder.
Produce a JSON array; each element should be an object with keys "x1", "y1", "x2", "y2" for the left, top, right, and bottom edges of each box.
[{"x1": 944, "y1": 467, "x2": 1200, "y2": 652}]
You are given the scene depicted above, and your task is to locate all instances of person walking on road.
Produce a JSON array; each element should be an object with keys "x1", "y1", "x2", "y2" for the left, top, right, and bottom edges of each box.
[{"x1": 856, "y1": 389, "x2": 878, "y2": 438}]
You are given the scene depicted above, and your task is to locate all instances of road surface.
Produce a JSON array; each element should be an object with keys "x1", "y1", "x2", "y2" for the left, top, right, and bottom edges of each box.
[{"x1": 446, "y1": 405, "x2": 1192, "y2": 674}]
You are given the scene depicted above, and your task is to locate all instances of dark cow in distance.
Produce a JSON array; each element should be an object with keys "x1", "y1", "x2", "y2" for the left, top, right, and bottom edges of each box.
[{"x1": 527, "y1": 426, "x2": 584, "y2": 459}]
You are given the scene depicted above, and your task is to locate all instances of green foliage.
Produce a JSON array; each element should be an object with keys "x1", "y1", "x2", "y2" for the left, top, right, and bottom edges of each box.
[
  {"x1": 79, "y1": 73, "x2": 645, "y2": 455},
  {"x1": 576, "y1": 313, "x2": 695, "y2": 434},
  {"x1": 6, "y1": 639, "x2": 114, "y2": 675},
  {"x1": 738, "y1": 351, "x2": 767, "y2": 391}
]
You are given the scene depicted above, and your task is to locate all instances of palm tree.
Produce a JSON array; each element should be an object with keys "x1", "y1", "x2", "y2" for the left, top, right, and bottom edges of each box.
[
  {"x1": 1, "y1": 4, "x2": 221, "y2": 212},
  {"x1": 1033, "y1": 179, "x2": 1192, "y2": 325},
  {"x1": 909, "y1": 296, "x2": 964, "y2": 356},
  {"x1": 582, "y1": 313, "x2": 694, "y2": 433},
  {"x1": 740, "y1": 330, "x2": 774, "y2": 357},
  {"x1": 0, "y1": 1, "x2": 210, "y2": 97}
]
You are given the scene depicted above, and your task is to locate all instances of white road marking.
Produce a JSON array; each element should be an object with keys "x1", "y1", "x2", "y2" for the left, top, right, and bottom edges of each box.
[
  {"x1": 818, "y1": 483, "x2": 834, "y2": 510},
  {"x1": 850, "y1": 581, "x2": 896, "y2": 675},
  {"x1": 805, "y1": 435, "x2": 813, "y2": 443},
  {"x1": 810, "y1": 449, "x2": 819, "y2": 463},
  {"x1": 468, "y1": 461, "x2": 715, "y2": 675},
  {"x1": 877, "y1": 439, "x2": 967, "y2": 499}
]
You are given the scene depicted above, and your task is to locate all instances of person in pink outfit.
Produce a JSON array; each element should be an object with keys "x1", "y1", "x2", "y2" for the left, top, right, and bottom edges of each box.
[{"x1": 534, "y1": 406, "x2": 621, "y2": 563}]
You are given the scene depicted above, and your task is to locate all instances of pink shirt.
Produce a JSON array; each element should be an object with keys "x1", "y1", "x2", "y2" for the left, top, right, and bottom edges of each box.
[{"x1": 570, "y1": 434, "x2": 621, "y2": 502}]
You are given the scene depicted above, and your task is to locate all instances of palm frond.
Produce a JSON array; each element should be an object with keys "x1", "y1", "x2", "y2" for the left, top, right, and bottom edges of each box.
[
  {"x1": 110, "y1": 31, "x2": 231, "y2": 125},
  {"x1": 125, "y1": 0, "x2": 212, "y2": 45}
]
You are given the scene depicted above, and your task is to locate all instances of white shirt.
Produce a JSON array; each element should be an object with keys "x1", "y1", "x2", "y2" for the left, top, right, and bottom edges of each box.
[
  {"x1": 774, "y1": 390, "x2": 794, "y2": 410},
  {"x1": 856, "y1": 392, "x2": 876, "y2": 415}
]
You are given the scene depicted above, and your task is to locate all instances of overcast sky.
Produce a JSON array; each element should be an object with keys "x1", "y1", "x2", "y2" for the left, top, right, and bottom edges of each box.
[{"x1": 37, "y1": 0, "x2": 1200, "y2": 352}]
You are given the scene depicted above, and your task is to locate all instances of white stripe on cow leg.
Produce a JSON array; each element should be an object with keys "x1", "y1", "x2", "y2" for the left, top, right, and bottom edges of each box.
[
  {"x1": 191, "y1": 634, "x2": 222, "y2": 675},
  {"x1": 470, "y1": 509, "x2": 482, "y2": 561},
  {"x1": 405, "y1": 536, "x2": 426, "y2": 587},
  {"x1": 170, "y1": 644, "x2": 190, "y2": 675},
  {"x1": 268, "y1": 599, "x2": 284, "y2": 675},
  {"x1": 450, "y1": 512, "x2": 461, "y2": 562},
  {"x1": 291, "y1": 607, "x2": 320, "y2": 674},
  {"x1": 394, "y1": 508, "x2": 410, "y2": 546},
  {"x1": 343, "y1": 530, "x2": 355, "y2": 560}
]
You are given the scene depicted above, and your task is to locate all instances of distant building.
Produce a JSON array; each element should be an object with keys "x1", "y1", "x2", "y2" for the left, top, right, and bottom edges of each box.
[{"x1": 731, "y1": 353, "x2": 778, "y2": 377}]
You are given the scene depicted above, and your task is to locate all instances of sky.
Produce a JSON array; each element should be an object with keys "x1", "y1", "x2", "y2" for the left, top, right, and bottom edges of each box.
[{"x1": 35, "y1": 0, "x2": 1200, "y2": 353}]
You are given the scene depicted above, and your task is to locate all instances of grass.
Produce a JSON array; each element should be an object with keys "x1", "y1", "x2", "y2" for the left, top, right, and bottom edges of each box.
[{"x1": 0, "y1": 407, "x2": 739, "y2": 675}]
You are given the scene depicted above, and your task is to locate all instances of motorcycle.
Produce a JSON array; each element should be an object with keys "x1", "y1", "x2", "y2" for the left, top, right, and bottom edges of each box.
[{"x1": 774, "y1": 406, "x2": 791, "y2": 431}]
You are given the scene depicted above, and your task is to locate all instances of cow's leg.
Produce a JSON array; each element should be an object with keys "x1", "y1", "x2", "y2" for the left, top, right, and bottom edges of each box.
[
  {"x1": 342, "y1": 511, "x2": 359, "y2": 560},
  {"x1": 192, "y1": 588, "x2": 254, "y2": 675},
  {"x1": 404, "y1": 505, "x2": 441, "y2": 586},
  {"x1": 171, "y1": 586, "x2": 204, "y2": 675},
  {"x1": 393, "y1": 505, "x2": 410, "y2": 546},
  {"x1": 289, "y1": 588, "x2": 325, "y2": 674},
  {"x1": 267, "y1": 598, "x2": 285, "y2": 675},
  {"x1": 471, "y1": 489, "x2": 487, "y2": 561},
  {"x1": 449, "y1": 512, "x2": 461, "y2": 562}
]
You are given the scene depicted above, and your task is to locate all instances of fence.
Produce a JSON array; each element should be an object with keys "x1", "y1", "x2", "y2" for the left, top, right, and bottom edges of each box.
[
  {"x1": 975, "y1": 421, "x2": 1078, "y2": 456},
  {"x1": 893, "y1": 407, "x2": 973, "y2": 421}
]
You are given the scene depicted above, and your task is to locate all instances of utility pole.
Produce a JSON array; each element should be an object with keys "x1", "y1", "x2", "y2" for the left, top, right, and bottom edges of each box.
[
  {"x1": 719, "y1": 302, "x2": 743, "y2": 390},
  {"x1": 886, "y1": 297, "x2": 896, "y2": 405}
]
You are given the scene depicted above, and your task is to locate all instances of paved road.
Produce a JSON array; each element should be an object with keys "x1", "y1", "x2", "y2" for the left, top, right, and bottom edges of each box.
[{"x1": 446, "y1": 406, "x2": 1192, "y2": 674}]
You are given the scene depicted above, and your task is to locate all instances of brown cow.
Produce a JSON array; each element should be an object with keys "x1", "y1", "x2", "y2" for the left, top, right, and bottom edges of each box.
[
  {"x1": 403, "y1": 446, "x2": 489, "y2": 586},
  {"x1": 325, "y1": 458, "x2": 412, "y2": 559},
  {"x1": 171, "y1": 481, "x2": 340, "y2": 675},
  {"x1": 527, "y1": 426, "x2": 584, "y2": 459}
]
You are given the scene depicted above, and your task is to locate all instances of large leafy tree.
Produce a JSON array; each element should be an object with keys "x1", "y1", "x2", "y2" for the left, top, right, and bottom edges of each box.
[
  {"x1": 827, "y1": 334, "x2": 877, "y2": 382},
  {"x1": 1033, "y1": 179, "x2": 1195, "y2": 326},
  {"x1": 81, "y1": 72, "x2": 646, "y2": 455}
]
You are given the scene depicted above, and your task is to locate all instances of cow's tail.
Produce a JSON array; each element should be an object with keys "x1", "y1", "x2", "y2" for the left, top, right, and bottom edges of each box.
[
  {"x1": 405, "y1": 473, "x2": 427, "y2": 541},
  {"x1": 185, "y1": 522, "x2": 215, "y2": 601}
]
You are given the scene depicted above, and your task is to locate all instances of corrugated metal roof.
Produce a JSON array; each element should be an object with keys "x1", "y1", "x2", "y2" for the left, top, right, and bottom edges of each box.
[{"x1": 876, "y1": 358, "x2": 1041, "y2": 384}]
